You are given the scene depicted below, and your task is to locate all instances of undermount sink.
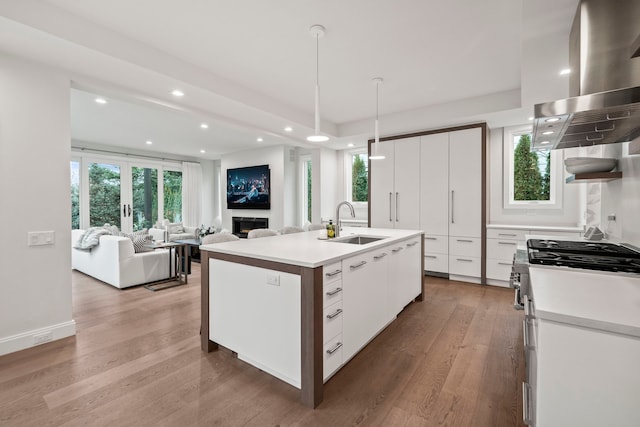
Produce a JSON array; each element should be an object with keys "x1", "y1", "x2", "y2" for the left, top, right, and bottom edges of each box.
[{"x1": 328, "y1": 235, "x2": 388, "y2": 245}]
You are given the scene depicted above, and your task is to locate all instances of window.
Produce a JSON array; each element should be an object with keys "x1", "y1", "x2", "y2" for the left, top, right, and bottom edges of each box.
[
  {"x1": 347, "y1": 151, "x2": 368, "y2": 203},
  {"x1": 300, "y1": 156, "x2": 312, "y2": 223},
  {"x1": 503, "y1": 125, "x2": 562, "y2": 209},
  {"x1": 70, "y1": 160, "x2": 80, "y2": 229},
  {"x1": 163, "y1": 170, "x2": 182, "y2": 223}
]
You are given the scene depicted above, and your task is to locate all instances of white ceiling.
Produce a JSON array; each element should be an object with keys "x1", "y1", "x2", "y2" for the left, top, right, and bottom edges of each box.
[{"x1": 0, "y1": 0, "x2": 579, "y2": 159}]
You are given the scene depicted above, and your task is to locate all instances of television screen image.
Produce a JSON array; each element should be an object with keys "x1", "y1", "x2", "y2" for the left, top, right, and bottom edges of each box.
[{"x1": 227, "y1": 164, "x2": 270, "y2": 209}]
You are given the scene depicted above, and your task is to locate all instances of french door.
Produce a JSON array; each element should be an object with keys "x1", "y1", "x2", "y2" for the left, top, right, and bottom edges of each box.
[{"x1": 78, "y1": 158, "x2": 161, "y2": 233}]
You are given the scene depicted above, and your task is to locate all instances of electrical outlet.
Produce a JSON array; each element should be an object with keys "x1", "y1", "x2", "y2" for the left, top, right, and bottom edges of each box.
[
  {"x1": 608, "y1": 214, "x2": 616, "y2": 221},
  {"x1": 33, "y1": 331, "x2": 53, "y2": 345},
  {"x1": 266, "y1": 274, "x2": 280, "y2": 286}
]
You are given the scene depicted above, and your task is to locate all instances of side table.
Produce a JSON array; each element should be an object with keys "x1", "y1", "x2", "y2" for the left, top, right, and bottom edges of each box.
[{"x1": 143, "y1": 241, "x2": 187, "y2": 291}]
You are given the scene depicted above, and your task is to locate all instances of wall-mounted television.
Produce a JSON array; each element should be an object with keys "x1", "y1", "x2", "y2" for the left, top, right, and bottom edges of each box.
[{"x1": 226, "y1": 164, "x2": 271, "y2": 210}]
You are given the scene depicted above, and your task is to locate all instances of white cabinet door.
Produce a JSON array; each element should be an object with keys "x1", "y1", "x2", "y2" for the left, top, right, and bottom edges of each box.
[
  {"x1": 342, "y1": 251, "x2": 388, "y2": 361},
  {"x1": 369, "y1": 142, "x2": 395, "y2": 228},
  {"x1": 393, "y1": 137, "x2": 421, "y2": 230},
  {"x1": 420, "y1": 132, "x2": 449, "y2": 236},
  {"x1": 449, "y1": 128, "x2": 482, "y2": 238},
  {"x1": 389, "y1": 238, "x2": 422, "y2": 315}
]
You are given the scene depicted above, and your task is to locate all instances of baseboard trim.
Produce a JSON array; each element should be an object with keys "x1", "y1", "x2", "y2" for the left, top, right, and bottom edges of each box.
[{"x1": 0, "y1": 320, "x2": 76, "y2": 356}]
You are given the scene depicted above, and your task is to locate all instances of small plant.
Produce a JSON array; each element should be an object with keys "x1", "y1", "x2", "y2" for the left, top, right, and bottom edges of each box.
[{"x1": 198, "y1": 225, "x2": 215, "y2": 239}]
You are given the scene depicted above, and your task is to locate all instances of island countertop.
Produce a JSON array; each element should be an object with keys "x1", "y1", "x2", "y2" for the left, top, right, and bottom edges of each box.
[{"x1": 199, "y1": 227, "x2": 423, "y2": 268}]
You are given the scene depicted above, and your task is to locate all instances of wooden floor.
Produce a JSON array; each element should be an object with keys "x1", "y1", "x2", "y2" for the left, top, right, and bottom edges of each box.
[{"x1": 0, "y1": 264, "x2": 525, "y2": 426}]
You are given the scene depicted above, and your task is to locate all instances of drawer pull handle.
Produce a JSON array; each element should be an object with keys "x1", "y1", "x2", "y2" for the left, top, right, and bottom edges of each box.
[
  {"x1": 392, "y1": 247, "x2": 404, "y2": 253},
  {"x1": 498, "y1": 233, "x2": 517, "y2": 237},
  {"x1": 325, "y1": 269, "x2": 342, "y2": 277},
  {"x1": 498, "y1": 262, "x2": 512, "y2": 266},
  {"x1": 457, "y1": 239, "x2": 473, "y2": 243},
  {"x1": 425, "y1": 255, "x2": 437, "y2": 259},
  {"x1": 406, "y1": 241, "x2": 418, "y2": 247},
  {"x1": 522, "y1": 382, "x2": 532, "y2": 425},
  {"x1": 425, "y1": 237, "x2": 437, "y2": 240},
  {"x1": 326, "y1": 308, "x2": 343, "y2": 319},
  {"x1": 373, "y1": 253, "x2": 387, "y2": 260},
  {"x1": 523, "y1": 295, "x2": 531, "y2": 317},
  {"x1": 498, "y1": 241, "x2": 517, "y2": 246},
  {"x1": 456, "y1": 258, "x2": 473, "y2": 262},
  {"x1": 326, "y1": 341, "x2": 343, "y2": 355},
  {"x1": 326, "y1": 287, "x2": 342, "y2": 296},
  {"x1": 350, "y1": 261, "x2": 367, "y2": 269}
]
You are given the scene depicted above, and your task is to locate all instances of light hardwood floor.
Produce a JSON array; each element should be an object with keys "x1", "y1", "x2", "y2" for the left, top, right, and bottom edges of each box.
[{"x1": 0, "y1": 264, "x2": 525, "y2": 426}]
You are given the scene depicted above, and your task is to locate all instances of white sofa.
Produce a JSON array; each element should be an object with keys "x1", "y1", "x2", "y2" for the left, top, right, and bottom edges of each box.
[
  {"x1": 71, "y1": 229, "x2": 173, "y2": 289},
  {"x1": 149, "y1": 223, "x2": 198, "y2": 242}
]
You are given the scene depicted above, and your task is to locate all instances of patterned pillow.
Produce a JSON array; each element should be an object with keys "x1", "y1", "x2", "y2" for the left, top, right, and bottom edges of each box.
[{"x1": 119, "y1": 230, "x2": 153, "y2": 253}]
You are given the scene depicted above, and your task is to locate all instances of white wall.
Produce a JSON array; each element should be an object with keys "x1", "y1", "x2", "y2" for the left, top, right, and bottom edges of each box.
[
  {"x1": 487, "y1": 127, "x2": 582, "y2": 226},
  {"x1": 221, "y1": 145, "x2": 298, "y2": 231},
  {"x1": 200, "y1": 159, "x2": 219, "y2": 226},
  {"x1": 600, "y1": 141, "x2": 640, "y2": 246},
  {"x1": 0, "y1": 54, "x2": 75, "y2": 355},
  {"x1": 311, "y1": 148, "x2": 338, "y2": 223}
]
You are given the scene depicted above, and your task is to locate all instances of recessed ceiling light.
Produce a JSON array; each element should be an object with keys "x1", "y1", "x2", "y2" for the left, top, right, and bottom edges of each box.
[
  {"x1": 545, "y1": 117, "x2": 560, "y2": 123},
  {"x1": 541, "y1": 141, "x2": 550, "y2": 145},
  {"x1": 171, "y1": 89, "x2": 184, "y2": 97},
  {"x1": 200, "y1": 149, "x2": 206, "y2": 154},
  {"x1": 95, "y1": 98, "x2": 107, "y2": 104},
  {"x1": 559, "y1": 68, "x2": 571, "y2": 75},
  {"x1": 527, "y1": 116, "x2": 534, "y2": 121},
  {"x1": 347, "y1": 143, "x2": 355, "y2": 147},
  {"x1": 200, "y1": 123, "x2": 209, "y2": 129},
  {"x1": 542, "y1": 131, "x2": 554, "y2": 135},
  {"x1": 257, "y1": 137, "x2": 263, "y2": 142},
  {"x1": 146, "y1": 140, "x2": 153, "y2": 145},
  {"x1": 284, "y1": 126, "x2": 293, "y2": 132}
]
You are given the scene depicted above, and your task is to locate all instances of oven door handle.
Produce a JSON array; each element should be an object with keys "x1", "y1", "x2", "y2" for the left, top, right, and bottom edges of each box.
[{"x1": 513, "y1": 288, "x2": 524, "y2": 310}]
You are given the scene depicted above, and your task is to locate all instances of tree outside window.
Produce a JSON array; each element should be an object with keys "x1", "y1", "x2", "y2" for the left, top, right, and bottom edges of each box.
[
  {"x1": 351, "y1": 153, "x2": 368, "y2": 202},
  {"x1": 512, "y1": 133, "x2": 551, "y2": 202}
]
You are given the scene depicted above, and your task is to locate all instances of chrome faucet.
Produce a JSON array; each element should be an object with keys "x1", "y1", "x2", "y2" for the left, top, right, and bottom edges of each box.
[{"x1": 335, "y1": 201, "x2": 356, "y2": 238}]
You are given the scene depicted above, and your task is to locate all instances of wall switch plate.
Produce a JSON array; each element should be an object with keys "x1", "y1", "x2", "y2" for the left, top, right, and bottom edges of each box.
[
  {"x1": 266, "y1": 274, "x2": 280, "y2": 286},
  {"x1": 27, "y1": 231, "x2": 55, "y2": 246}
]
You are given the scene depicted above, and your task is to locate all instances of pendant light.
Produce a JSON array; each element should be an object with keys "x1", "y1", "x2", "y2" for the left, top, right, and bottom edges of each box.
[
  {"x1": 307, "y1": 25, "x2": 329, "y2": 143},
  {"x1": 369, "y1": 77, "x2": 386, "y2": 160}
]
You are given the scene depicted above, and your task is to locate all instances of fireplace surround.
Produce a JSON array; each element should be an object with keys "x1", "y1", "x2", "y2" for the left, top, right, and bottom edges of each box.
[{"x1": 232, "y1": 217, "x2": 269, "y2": 238}]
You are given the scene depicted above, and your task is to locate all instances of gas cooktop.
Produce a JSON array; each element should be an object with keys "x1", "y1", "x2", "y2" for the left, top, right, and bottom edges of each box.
[
  {"x1": 527, "y1": 239, "x2": 640, "y2": 273},
  {"x1": 527, "y1": 239, "x2": 640, "y2": 258}
]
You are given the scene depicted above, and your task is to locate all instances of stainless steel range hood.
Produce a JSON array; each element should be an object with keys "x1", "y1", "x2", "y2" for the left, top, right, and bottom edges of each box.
[{"x1": 532, "y1": 0, "x2": 640, "y2": 151}]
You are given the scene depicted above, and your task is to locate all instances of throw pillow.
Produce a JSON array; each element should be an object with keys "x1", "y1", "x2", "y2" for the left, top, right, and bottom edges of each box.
[
  {"x1": 103, "y1": 223, "x2": 120, "y2": 235},
  {"x1": 168, "y1": 223, "x2": 184, "y2": 233},
  {"x1": 131, "y1": 234, "x2": 154, "y2": 253}
]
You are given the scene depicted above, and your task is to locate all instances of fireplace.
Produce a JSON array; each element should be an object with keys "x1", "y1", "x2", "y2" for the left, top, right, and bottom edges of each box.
[{"x1": 232, "y1": 217, "x2": 269, "y2": 238}]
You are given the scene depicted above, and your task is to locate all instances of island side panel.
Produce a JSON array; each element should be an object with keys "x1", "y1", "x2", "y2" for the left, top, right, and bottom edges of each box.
[
  {"x1": 300, "y1": 266, "x2": 323, "y2": 409},
  {"x1": 417, "y1": 231, "x2": 425, "y2": 301},
  {"x1": 200, "y1": 250, "x2": 217, "y2": 352}
]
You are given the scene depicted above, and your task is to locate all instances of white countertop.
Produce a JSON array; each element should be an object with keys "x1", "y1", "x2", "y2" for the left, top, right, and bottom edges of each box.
[
  {"x1": 530, "y1": 266, "x2": 640, "y2": 338},
  {"x1": 200, "y1": 227, "x2": 423, "y2": 268},
  {"x1": 488, "y1": 224, "x2": 584, "y2": 232}
]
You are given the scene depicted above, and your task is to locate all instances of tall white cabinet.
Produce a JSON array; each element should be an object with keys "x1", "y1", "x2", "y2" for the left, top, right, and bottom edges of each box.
[
  {"x1": 370, "y1": 136, "x2": 421, "y2": 230},
  {"x1": 371, "y1": 125, "x2": 485, "y2": 284}
]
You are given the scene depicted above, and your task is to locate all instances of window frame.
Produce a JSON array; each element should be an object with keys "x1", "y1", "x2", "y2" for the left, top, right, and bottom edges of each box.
[
  {"x1": 502, "y1": 125, "x2": 563, "y2": 210},
  {"x1": 344, "y1": 148, "x2": 369, "y2": 206},
  {"x1": 299, "y1": 154, "x2": 312, "y2": 224}
]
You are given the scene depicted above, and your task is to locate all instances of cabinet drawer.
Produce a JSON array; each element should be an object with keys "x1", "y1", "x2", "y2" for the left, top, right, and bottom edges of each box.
[
  {"x1": 323, "y1": 334, "x2": 343, "y2": 381},
  {"x1": 449, "y1": 255, "x2": 481, "y2": 277},
  {"x1": 449, "y1": 237, "x2": 481, "y2": 257},
  {"x1": 486, "y1": 258, "x2": 514, "y2": 281},
  {"x1": 323, "y1": 281, "x2": 343, "y2": 309},
  {"x1": 487, "y1": 229, "x2": 527, "y2": 240},
  {"x1": 425, "y1": 252, "x2": 448, "y2": 273},
  {"x1": 424, "y1": 234, "x2": 448, "y2": 254},
  {"x1": 487, "y1": 238, "x2": 519, "y2": 260},
  {"x1": 323, "y1": 261, "x2": 342, "y2": 285},
  {"x1": 324, "y1": 300, "x2": 343, "y2": 344}
]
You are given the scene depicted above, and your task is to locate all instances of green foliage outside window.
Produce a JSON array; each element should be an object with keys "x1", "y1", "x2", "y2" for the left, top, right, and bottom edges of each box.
[
  {"x1": 131, "y1": 167, "x2": 158, "y2": 231},
  {"x1": 164, "y1": 170, "x2": 182, "y2": 223},
  {"x1": 89, "y1": 163, "x2": 121, "y2": 228},
  {"x1": 352, "y1": 154, "x2": 368, "y2": 202},
  {"x1": 306, "y1": 161, "x2": 312, "y2": 222},
  {"x1": 513, "y1": 134, "x2": 551, "y2": 201}
]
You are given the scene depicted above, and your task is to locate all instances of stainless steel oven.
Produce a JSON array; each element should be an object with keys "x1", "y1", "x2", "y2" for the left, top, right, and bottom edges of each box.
[{"x1": 510, "y1": 247, "x2": 530, "y2": 310}]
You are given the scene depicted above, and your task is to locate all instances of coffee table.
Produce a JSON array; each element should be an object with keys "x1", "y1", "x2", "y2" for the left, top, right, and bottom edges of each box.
[{"x1": 143, "y1": 241, "x2": 187, "y2": 291}]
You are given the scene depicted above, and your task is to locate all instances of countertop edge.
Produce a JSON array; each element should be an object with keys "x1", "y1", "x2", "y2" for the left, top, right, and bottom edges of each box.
[
  {"x1": 536, "y1": 310, "x2": 640, "y2": 339},
  {"x1": 487, "y1": 224, "x2": 584, "y2": 232},
  {"x1": 199, "y1": 230, "x2": 424, "y2": 268}
]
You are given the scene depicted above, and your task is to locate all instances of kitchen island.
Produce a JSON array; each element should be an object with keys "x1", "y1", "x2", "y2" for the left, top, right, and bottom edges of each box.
[{"x1": 199, "y1": 227, "x2": 424, "y2": 408}]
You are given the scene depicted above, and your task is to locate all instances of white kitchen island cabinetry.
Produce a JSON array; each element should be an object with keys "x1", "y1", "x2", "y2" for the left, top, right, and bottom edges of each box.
[
  {"x1": 200, "y1": 227, "x2": 423, "y2": 408},
  {"x1": 527, "y1": 267, "x2": 640, "y2": 426}
]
